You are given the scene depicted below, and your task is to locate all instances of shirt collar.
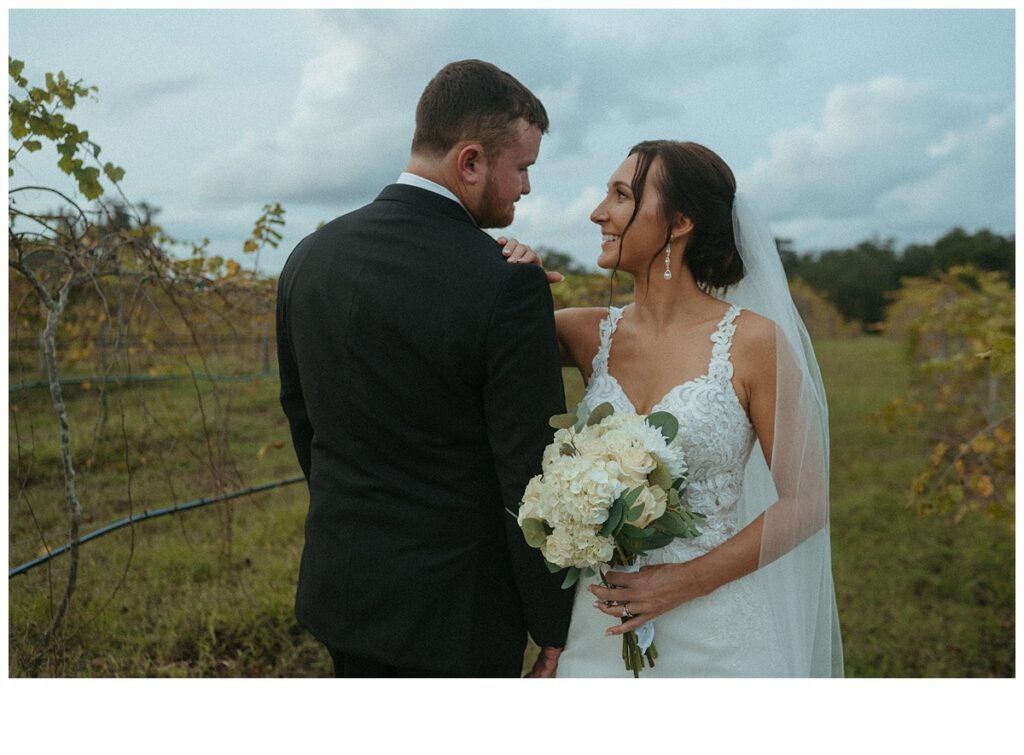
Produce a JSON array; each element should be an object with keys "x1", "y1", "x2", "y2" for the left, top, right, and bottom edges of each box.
[{"x1": 397, "y1": 172, "x2": 467, "y2": 210}]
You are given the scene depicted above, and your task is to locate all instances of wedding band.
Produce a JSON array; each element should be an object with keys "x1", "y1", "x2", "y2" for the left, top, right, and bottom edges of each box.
[{"x1": 622, "y1": 603, "x2": 633, "y2": 619}]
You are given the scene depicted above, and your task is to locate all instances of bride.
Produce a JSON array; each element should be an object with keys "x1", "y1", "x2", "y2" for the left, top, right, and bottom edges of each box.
[{"x1": 502, "y1": 140, "x2": 843, "y2": 677}]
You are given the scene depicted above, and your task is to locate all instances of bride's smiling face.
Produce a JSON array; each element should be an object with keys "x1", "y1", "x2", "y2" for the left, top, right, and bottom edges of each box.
[{"x1": 590, "y1": 153, "x2": 668, "y2": 274}]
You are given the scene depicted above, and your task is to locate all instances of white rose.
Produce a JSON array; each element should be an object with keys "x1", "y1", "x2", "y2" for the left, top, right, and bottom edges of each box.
[
  {"x1": 601, "y1": 427, "x2": 658, "y2": 480},
  {"x1": 631, "y1": 484, "x2": 668, "y2": 529}
]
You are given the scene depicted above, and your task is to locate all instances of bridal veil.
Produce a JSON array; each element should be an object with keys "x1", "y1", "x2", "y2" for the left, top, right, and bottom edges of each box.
[{"x1": 725, "y1": 193, "x2": 844, "y2": 676}]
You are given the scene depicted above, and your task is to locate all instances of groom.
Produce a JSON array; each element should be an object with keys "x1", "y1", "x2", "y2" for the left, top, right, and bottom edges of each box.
[{"x1": 277, "y1": 60, "x2": 573, "y2": 677}]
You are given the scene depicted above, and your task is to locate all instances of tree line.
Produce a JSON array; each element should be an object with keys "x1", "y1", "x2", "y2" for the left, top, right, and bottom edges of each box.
[{"x1": 778, "y1": 229, "x2": 1014, "y2": 329}]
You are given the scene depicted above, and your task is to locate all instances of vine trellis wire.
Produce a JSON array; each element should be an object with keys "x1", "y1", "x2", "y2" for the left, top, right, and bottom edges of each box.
[
  {"x1": 9, "y1": 369, "x2": 277, "y2": 393},
  {"x1": 9, "y1": 475, "x2": 305, "y2": 578}
]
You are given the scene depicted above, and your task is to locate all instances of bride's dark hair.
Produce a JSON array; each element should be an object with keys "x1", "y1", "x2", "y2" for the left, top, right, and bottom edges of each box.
[{"x1": 621, "y1": 140, "x2": 743, "y2": 293}]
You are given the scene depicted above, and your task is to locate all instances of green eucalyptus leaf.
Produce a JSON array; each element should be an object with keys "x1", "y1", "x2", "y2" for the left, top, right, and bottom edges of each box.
[
  {"x1": 544, "y1": 559, "x2": 562, "y2": 574},
  {"x1": 601, "y1": 498, "x2": 625, "y2": 537},
  {"x1": 618, "y1": 486, "x2": 645, "y2": 521},
  {"x1": 621, "y1": 486, "x2": 644, "y2": 507},
  {"x1": 549, "y1": 413, "x2": 577, "y2": 430},
  {"x1": 620, "y1": 523, "x2": 648, "y2": 539},
  {"x1": 617, "y1": 536, "x2": 645, "y2": 556},
  {"x1": 646, "y1": 411, "x2": 679, "y2": 443},
  {"x1": 666, "y1": 487, "x2": 681, "y2": 511},
  {"x1": 648, "y1": 459, "x2": 672, "y2": 490},
  {"x1": 642, "y1": 531, "x2": 676, "y2": 550},
  {"x1": 586, "y1": 401, "x2": 615, "y2": 427},
  {"x1": 653, "y1": 510, "x2": 690, "y2": 537},
  {"x1": 561, "y1": 567, "x2": 580, "y2": 590},
  {"x1": 521, "y1": 518, "x2": 547, "y2": 549},
  {"x1": 559, "y1": 442, "x2": 577, "y2": 457}
]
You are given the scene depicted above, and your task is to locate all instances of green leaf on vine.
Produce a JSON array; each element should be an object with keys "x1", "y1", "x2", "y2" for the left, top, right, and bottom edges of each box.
[
  {"x1": 103, "y1": 162, "x2": 125, "y2": 183},
  {"x1": 9, "y1": 57, "x2": 27, "y2": 86}
]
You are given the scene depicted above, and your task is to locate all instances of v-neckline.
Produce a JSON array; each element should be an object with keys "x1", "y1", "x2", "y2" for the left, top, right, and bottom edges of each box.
[
  {"x1": 605, "y1": 371, "x2": 711, "y2": 416},
  {"x1": 602, "y1": 304, "x2": 734, "y2": 416}
]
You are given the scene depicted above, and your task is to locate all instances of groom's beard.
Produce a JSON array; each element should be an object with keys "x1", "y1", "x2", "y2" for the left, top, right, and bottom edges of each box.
[{"x1": 474, "y1": 173, "x2": 516, "y2": 229}]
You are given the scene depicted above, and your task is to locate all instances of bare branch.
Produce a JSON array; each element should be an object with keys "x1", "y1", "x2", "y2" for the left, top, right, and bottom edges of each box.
[
  {"x1": 28, "y1": 268, "x2": 84, "y2": 675},
  {"x1": 9, "y1": 233, "x2": 58, "y2": 311}
]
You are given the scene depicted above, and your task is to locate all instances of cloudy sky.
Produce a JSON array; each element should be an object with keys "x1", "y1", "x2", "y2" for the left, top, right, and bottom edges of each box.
[{"x1": 7, "y1": 7, "x2": 1015, "y2": 274}]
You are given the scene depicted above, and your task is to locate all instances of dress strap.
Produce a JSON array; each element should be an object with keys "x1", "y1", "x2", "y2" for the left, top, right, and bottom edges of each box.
[
  {"x1": 708, "y1": 305, "x2": 743, "y2": 381},
  {"x1": 590, "y1": 306, "x2": 625, "y2": 377}
]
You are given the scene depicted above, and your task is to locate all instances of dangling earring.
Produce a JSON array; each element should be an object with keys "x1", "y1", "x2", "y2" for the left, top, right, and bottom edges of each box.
[{"x1": 663, "y1": 242, "x2": 673, "y2": 280}]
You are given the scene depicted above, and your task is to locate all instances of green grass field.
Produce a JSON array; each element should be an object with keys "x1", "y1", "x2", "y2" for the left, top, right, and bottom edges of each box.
[{"x1": 7, "y1": 337, "x2": 1014, "y2": 676}]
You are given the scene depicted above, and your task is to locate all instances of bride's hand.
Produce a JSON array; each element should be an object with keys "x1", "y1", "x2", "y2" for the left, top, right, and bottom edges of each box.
[
  {"x1": 589, "y1": 562, "x2": 711, "y2": 636},
  {"x1": 496, "y1": 236, "x2": 564, "y2": 283}
]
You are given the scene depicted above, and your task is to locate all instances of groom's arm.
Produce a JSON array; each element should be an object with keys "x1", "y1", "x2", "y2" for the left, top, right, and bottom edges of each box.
[
  {"x1": 482, "y1": 263, "x2": 575, "y2": 651},
  {"x1": 276, "y1": 280, "x2": 313, "y2": 480}
]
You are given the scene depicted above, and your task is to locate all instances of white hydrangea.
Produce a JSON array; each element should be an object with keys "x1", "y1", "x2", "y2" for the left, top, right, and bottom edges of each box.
[{"x1": 542, "y1": 523, "x2": 615, "y2": 569}]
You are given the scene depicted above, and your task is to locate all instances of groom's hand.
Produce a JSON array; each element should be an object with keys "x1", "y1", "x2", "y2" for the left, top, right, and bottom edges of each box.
[
  {"x1": 524, "y1": 646, "x2": 563, "y2": 678},
  {"x1": 497, "y1": 237, "x2": 565, "y2": 283}
]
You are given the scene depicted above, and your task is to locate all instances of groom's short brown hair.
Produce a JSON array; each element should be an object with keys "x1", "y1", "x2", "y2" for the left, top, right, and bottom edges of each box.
[{"x1": 412, "y1": 59, "x2": 549, "y2": 159}]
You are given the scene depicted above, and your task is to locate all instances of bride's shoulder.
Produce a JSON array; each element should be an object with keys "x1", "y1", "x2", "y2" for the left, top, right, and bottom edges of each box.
[
  {"x1": 731, "y1": 309, "x2": 777, "y2": 366},
  {"x1": 555, "y1": 306, "x2": 612, "y2": 335},
  {"x1": 554, "y1": 307, "x2": 613, "y2": 366}
]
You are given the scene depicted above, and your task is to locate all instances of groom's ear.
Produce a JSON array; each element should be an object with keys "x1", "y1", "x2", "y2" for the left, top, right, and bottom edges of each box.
[{"x1": 455, "y1": 142, "x2": 486, "y2": 186}]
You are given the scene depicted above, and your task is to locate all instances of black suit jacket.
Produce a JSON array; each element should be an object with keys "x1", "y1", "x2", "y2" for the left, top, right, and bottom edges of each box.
[{"x1": 276, "y1": 183, "x2": 574, "y2": 675}]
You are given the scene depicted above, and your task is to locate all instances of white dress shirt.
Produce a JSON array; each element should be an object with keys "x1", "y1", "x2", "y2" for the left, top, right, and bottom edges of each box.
[{"x1": 396, "y1": 172, "x2": 469, "y2": 213}]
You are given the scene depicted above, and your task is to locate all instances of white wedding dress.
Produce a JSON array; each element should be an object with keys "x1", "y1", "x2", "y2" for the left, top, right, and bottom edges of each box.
[{"x1": 556, "y1": 303, "x2": 788, "y2": 677}]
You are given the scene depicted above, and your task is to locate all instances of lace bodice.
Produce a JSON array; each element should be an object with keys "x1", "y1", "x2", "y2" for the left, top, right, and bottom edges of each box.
[{"x1": 576, "y1": 304, "x2": 757, "y2": 559}]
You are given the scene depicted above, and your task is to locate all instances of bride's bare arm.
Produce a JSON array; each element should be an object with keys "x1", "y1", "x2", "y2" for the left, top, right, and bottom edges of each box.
[{"x1": 554, "y1": 308, "x2": 606, "y2": 372}]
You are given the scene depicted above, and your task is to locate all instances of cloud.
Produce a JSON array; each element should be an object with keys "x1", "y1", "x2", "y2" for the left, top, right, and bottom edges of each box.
[
  {"x1": 194, "y1": 25, "x2": 411, "y2": 207},
  {"x1": 107, "y1": 74, "x2": 204, "y2": 115},
  {"x1": 738, "y1": 76, "x2": 1013, "y2": 248},
  {"x1": 876, "y1": 107, "x2": 1013, "y2": 231},
  {"x1": 194, "y1": 9, "x2": 797, "y2": 208}
]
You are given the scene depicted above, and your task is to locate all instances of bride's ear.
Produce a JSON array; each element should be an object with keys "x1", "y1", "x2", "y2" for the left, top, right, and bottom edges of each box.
[{"x1": 670, "y1": 213, "x2": 694, "y2": 240}]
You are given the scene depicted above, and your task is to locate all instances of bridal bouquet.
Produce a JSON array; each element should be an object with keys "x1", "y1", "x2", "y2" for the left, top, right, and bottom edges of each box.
[{"x1": 517, "y1": 401, "x2": 703, "y2": 676}]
